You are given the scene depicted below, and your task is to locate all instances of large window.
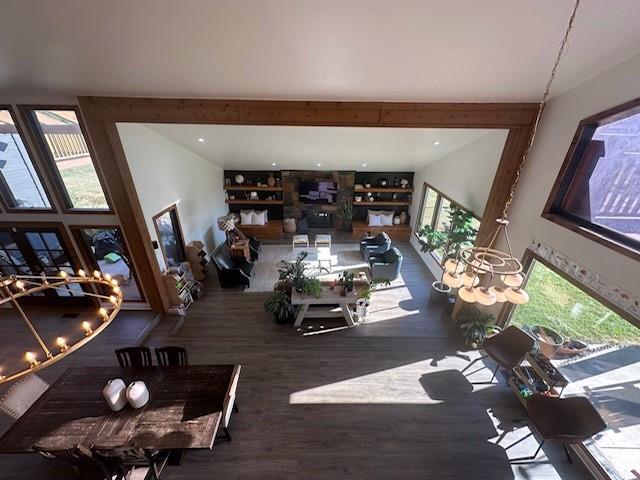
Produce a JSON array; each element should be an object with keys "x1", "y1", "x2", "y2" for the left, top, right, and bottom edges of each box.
[
  {"x1": 0, "y1": 109, "x2": 51, "y2": 209},
  {"x1": 507, "y1": 254, "x2": 640, "y2": 479},
  {"x1": 28, "y1": 109, "x2": 109, "y2": 210},
  {"x1": 415, "y1": 183, "x2": 480, "y2": 262},
  {"x1": 545, "y1": 100, "x2": 640, "y2": 259}
]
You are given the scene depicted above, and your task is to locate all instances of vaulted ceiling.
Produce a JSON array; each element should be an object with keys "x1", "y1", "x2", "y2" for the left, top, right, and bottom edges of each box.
[{"x1": 2, "y1": 1, "x2": 640, "y2": 101}]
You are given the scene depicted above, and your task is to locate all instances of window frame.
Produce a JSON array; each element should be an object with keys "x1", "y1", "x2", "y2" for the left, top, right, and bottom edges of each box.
[
  {"x1": 414, "y1": 181, "x2": 481, "y2": 263},
  {"x1": 0, "y1": 105, "x2": 55, "y2": 213},
  {"x1": 20, "y1": 105, "x2": 114, "y2": 214},
  {"x1": 152, "y1": 203, "x2": 187, "y2": 269},
  {"x1": 543, "y1": 97, "x2": 640, "y2": 262}
]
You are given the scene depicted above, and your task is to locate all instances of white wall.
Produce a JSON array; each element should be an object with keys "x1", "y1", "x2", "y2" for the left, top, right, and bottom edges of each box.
[
  {"x1": 506, "y1": 51, "x2": 640, "y2": 301},
  {"x1": 408, "y1": 130, "x2": 507, "y2": 277},
  {"x1": 117, "y1": 123, "x2": 227, "y2": 271}
]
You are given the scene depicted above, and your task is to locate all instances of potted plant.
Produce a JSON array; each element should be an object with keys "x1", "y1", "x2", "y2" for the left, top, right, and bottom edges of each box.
[
  {"x1": 337, "y1": 271, "x2": 355, "y2": 296},
  {"x1": 337, "y1": 201, "x2": 355, "y2": 232},
  {"x1": 418, "y1": 203, "x2": 478, "y2": 303},
  {"x1": 302, "y1": 277, "x2": 323, "y2": 298},
  {"x1": 356, "y1": 278, "x2": 391, "y2": 319},
  {"x1": 278, "y1": 251, "x2": 309, "y2": 293},
  {"x1": 264, "y1": 290, "x2": 296, "y2": 324},
  {"x1": 458, "y1": 306, "x2": 497, "y2": 348}
]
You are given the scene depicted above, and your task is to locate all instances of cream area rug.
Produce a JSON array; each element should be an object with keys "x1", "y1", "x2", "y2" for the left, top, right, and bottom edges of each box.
[{"x1": 246, "y1": 243, "x2": 369, "y2": 293}]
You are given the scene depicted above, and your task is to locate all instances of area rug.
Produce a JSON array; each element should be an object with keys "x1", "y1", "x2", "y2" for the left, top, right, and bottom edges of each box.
[{"x1": 245, "y1": 243, "x2": 368, "y2": 292}]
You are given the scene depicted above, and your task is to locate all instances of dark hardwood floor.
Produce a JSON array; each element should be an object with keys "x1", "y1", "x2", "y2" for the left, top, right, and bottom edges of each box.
[{"x1": 0, "y1": 242, "x2": 591, "y2": 479}]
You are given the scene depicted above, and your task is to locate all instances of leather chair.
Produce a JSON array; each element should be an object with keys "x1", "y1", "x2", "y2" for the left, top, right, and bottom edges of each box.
[
  {"x1": 212, "y1": 244, "x2": 253, "y2": 288},
  {"x1": 248, "y1": 236, "x2": 261, "y2": 261},
  {"x1": 361, "y1": 233, "x2": 392, "y2": 261},
  {"x1": 369, "y1": 246, "x2": 402, "y2": 281},
  {"x1": 481, "y1": 325, "x2": 534, "y2": 383},
  {"x1": 511, "y1": 394, "x2": 606, "y2": 463}
]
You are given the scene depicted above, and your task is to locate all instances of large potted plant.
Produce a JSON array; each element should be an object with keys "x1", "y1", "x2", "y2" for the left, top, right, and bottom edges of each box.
[
  {"x1": 458, "y1": 306, "x2": 499, "y2": 348},
  {"x1": 264, "y1": 291, "x2": 296, "y2": 324},
  {"x1": 277, "y1": 251, "x2": 309, "y2": 293},
  {"x1": 418, "y1": 203, "x2": 478, "y2": 303},
  {"x1": 337, "y1": 200, "x2": 355, "y2": 232}
]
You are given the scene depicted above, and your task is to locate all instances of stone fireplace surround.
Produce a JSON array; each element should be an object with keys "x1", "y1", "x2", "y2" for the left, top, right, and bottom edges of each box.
[{"x1": 281, "y1": 170, "x2": 355, "y2": 231}]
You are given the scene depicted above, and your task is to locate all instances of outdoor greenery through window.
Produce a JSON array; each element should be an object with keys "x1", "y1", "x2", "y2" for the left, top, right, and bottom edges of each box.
[
  {"x1": 509, "y1": 257, "x2": 640, "y2": 479},
  {"x1": 416, "y1": 183, "x2": 480, "y2": 262},
  {"x1": 0, "y1": 109, "x2": 51, "y2": 209},
  {"x1": 29, "y1": 109, "x2": 109, "y2": 210}
]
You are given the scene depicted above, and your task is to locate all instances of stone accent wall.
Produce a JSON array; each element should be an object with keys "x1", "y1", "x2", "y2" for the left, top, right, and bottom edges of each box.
[{"x1": 281, "y1": 170, "x2": 355, "y2": 230}]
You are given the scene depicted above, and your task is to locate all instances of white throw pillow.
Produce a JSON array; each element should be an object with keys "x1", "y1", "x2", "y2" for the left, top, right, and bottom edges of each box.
[
  {"x1": 380, "y1": 211, "x2": 394, "y2": 226},
  {"x1": 367, "y1": 210, "x2": 382, "y2": 224},
  {"x1": 240, "y1": 210, "x2": 254, "y2": 225},
  {"x1": 252, "y1": 210, "x2": 266, "y2": 226},
  {"x1": 369, "y1": 213, "x2": 382, "y2": 227}
]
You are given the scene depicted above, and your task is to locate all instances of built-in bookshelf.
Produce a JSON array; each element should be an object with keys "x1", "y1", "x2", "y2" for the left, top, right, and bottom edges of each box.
[{"x1": 352, "y1": 171, "x2": 414, "y2": 223}]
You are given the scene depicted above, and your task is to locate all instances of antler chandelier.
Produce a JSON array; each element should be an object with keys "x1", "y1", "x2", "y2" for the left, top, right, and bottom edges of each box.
[
  {"x1": 442, "y1": 0, "x2": 581, "y2": 306},
  {"x1": 0, "y1": 270, "x2": 123, "y2": 384}
]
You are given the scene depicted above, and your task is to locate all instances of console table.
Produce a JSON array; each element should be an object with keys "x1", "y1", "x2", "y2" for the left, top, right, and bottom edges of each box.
[{"x1": 291, "y1": 286, "x2": 357, "y2": 328}]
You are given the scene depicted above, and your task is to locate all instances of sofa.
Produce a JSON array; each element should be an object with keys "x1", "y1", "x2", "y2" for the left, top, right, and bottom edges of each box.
[
  {"x1": 212, "y1": 244, "x2": 254, "y2": 288},
  {"x1": 368, "y1": 246, "x2": 403, "y2": 281},
  {"x1": 360, "y1": 232, "x2": 392, "y2": 261}
]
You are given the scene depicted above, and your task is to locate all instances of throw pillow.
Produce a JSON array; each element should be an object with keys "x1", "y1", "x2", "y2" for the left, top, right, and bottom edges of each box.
[
  {"x1": 380, "y1": 211, "x2": 394, "y2": 226},
  {"x1": 104, "y1": 252, "x2": 122, "y2": 263},
  {"x1": 367, "y1": 210, "x2": 382, "y2": 224},
  {"x1": 252, "y1": 210, "x2": 266, "y2": 226},
  {"x1": 240, "y1": 210, "x2": 254, "y2": 225},
  {"x1": 369, "y1": 213, "x2": 382, "y2": 227}
]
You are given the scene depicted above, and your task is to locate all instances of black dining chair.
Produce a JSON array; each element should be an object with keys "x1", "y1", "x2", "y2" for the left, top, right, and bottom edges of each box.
[
  {"x1": 115, "y1": 347, "x2": 153, "y2": 368},
  {"x1": 92, "y1": 445, "x2": 166, "y2": 480},
  {"x1": 34, "y1": 444, "x2": 115, "y2": 480},
  {"x1": 155, "y1": 346, "x2": 189, "y2": 367}
]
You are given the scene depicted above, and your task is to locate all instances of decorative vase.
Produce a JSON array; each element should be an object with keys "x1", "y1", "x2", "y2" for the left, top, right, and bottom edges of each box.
[
  {"x1": 102, "y1": 378, "x2": 127, "y2": 412},
  {"x1": 234, "y1": 174, "x2": 245, "y2": 185},
  {"x1": 399, "y1": 211, "x2": 408, "y2": 224},
  {"x1": 126, "y1": 381, "x2": 150, "y2": 409},
  {"x1": 267, "y1": 173, "x2": 276, "y2": 187},
  {"x1": 430, "y1": 281, "x2": 451, "y2": 304},
  {"x1": 393, "y1": 216, "x2": 400, "y2": 225},
  {"x1": 356, "y1": 299, "x2": 370, "y2": 319}
]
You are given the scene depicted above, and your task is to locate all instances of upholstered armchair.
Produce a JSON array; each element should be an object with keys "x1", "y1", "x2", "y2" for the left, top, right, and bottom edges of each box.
[
  {"x1": 212, "y1": 244, "x2": 254, "y2": 288},
  {"x1": 361, "y1": 233, "x2": 391, "y2": 260},
  {"x1": 368, "y1": 247, "x2": 402, "y2": 281}
]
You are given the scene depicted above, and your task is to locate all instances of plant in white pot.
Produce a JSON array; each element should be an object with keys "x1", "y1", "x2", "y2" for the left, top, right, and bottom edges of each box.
[
  {"x1": 418, "y1": 204, "x2": 478, "y2": 304},
  {"x1": 356, "y1": 278, "x2": 391, "y2": 320}
]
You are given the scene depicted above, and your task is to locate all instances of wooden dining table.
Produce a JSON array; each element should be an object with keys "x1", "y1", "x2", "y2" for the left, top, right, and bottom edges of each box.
[{"x1": 0, "y1": 364, "x2": 241, "y2": 453}]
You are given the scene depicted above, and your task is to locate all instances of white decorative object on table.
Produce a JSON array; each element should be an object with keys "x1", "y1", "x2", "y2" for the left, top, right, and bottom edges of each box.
[
  {"x1": 234, "y1": 174, "x2": 245, "y2": 185},
  {"x1": 102, "y1": 378, "x2": 127, "y2": 412},
  {"x1": 126, "y1": 381, "x2": 150, "y2": 409}
]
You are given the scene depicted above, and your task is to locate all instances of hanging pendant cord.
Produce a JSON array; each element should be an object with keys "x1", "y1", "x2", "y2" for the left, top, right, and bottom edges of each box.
[{"x1": 501, "y1": 0, "x2": 581, "y2": 219}]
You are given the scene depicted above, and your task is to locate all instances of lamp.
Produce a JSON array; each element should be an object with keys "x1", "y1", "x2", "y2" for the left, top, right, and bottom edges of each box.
[
  {"x1": 455, "y1": 0, "x2": 581, "y2": 306},
  {"x1": 0, "y1": 272, "x2": 123, "y2": 385}
]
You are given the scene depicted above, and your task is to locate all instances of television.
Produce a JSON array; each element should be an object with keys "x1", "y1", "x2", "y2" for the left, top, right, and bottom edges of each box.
[{"x1": 298, "y1": 181, "x2": 337, "y2": 204}]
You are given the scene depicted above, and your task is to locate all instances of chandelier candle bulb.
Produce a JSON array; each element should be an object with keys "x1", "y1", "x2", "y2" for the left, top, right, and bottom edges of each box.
[
  {"x1": 77, "y1": 269, "x2": 86, "y2": 278},
  {"x1": 59, "y1": 270, "x2": 68, "y2": 280},
  {"x1": 99, "y1": 307, "x2": 109, "y2": 320},
  {"x1": 82, "y1": 321, "x2": 93, "y2": 336},
  {"x1": 25, "y1": 351, "x2": 39, "y2": 368},
  {"x1": 15, "y1": 280, "x2": 25, "y2": 291},
  {"x1": 93, "y1": 270, "x2": 102, "y2": 279},
  {"x1": 104, "y1": 273, "x2": 112, "y2": 282},
  {"x1": 112, "y1": 286, "x2": 121, "y2": 295},
  {"x1": 56, "y1": 337, "x2": 69, "y2": 352},
  {"x1": 110, "y1": 279, "x2": 119, "y2": 287},
  {"x1": 109, "y1": 295, "x2": 118, "y2": 305}
]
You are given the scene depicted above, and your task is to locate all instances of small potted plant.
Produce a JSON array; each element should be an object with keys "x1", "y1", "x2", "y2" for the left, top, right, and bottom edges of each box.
[
  {"x1": 338, "y1": 271, "x2": 355, "y2": 296},
  {"x1": 458, "y1": 306, "x2": 498, "y2": 348},
  {"x1": 264, "y1": 290, "x2": 296, "y2": 324},
  {"x1": 337, "y1": 201, "x2": 355, "y2": 233},
  {"x1": 302, "y1": 278, "x2": 323, "y2": 298},
  {"x1": 356, "y1": 278, "x2": 391, "y2": 319},
  {"x1": 418, "y1": 203, "x2": 478, "y2": 304}
]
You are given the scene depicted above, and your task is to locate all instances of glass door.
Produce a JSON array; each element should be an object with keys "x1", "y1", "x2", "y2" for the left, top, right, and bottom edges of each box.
[{"x1": 0, "y1": 227, "x2": 87, "y2": 304}]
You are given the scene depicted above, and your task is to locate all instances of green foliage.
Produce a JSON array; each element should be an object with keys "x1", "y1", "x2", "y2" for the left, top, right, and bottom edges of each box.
[
  {"x1": 360, "y1": 278, "x2": 391, "y2": 301},
  {"x1": 458, "y1": 306, "x2": 496, "y2": 347},
  {"x1": 302, "y1": 278, "x2": 323, "y2": 298},
  {"x1": 338, "y1": 271, "x2": 355, "y2": 291},
  {"x1": 278, "y1": 251, "x2": 309, "y2": 287},
  {"x1": 264, "y1": 290, "x2": 295, "y2": 322},
  {"x1": 337, "y1": 200, "x2": 355, "y2": 220},
  {"x1": 419, "y1": 203, "x2": 477, "y2": 263}
]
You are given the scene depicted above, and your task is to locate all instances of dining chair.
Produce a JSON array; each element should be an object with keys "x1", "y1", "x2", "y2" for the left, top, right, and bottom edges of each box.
[
  {"x1": 92, "y1": 445, "x2": 167, "y2": 480},
  {"x1": 34, "y1": 444, "x2": 114, "y2": 480},
  {"x1": 478, "y1": 325, "x2": 534, "y2": 384},
  {"x1": 155, "y1": 346, "x2": 189, "y2": 367},
  {"x1": 218, "y1": 370, "x2": 240, "y2": 441},
  {"x1": 115, "y1": 346, "x2": 153, "y2": 368}
]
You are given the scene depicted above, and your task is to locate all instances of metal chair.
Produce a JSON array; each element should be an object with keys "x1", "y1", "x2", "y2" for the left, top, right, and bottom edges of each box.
[
  {"x1": 155, "y1": 346, "x2": 189, "y2": 367},
  {"x1": 510, "y1": 394, "x2": 607, "y2": 463},
  {"x1": 92, "y1": 445, "x2": 167, "y2": 480},
  {"x1": 115, "y1": 346, "x2": 153, "y2": 368},
  {"x1": 34, "y1": 444, "x2": 113, "y2": 480},
  {"x1": 480, "y1": 325, "x2": 534, "y2": 383}
]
